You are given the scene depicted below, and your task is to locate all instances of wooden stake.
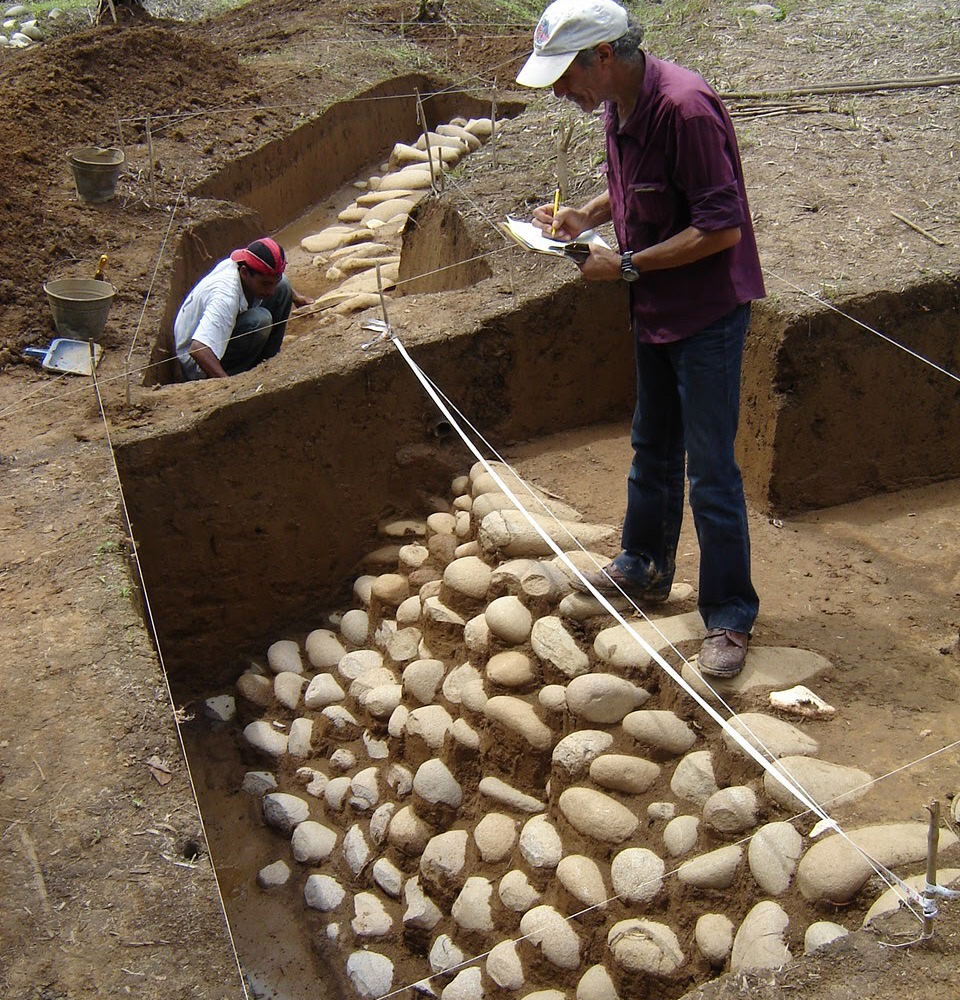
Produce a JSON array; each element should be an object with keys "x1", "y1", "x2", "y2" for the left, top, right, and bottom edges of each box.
[
  {"x1": 922, "y1": 800, "x2": 941, "y2": 940},
  {"x1": 115, "y1": 105, "x2": 126, "y2": 172},
  {"x1": 415, "y1": 88, "x2": 441, "y2": 196},
  {"x1": 145, "y1": 113, "x2": 156, "y2": 206},
  {"x1": 376, "y1": 263, "x2": 391, "y2": 330},
  {"x1": 490, "y1": 78, "x2": 498, "y2": 170}
]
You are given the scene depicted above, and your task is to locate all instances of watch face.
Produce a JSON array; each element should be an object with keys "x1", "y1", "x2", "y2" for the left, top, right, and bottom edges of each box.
[{"x1": 621, "y1": 254, "x2": 640, "y2": 282}]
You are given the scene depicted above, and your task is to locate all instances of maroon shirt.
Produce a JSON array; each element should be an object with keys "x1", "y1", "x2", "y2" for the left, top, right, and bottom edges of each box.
[{"x1": 604, "y1": 54, "x2": 765, "y2": 343}]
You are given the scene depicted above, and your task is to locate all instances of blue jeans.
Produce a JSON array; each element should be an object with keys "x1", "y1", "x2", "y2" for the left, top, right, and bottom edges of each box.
[
  {"x1": 613, "y1": 303, "x2": 759, "y2": 633},
  {"x1": 220, "y1": 276, "x2": 293, "y2": 375}
]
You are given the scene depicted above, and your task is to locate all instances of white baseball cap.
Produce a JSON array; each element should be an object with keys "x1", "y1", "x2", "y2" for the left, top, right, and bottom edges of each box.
[{"x1": 516, "y1": 0, "x2": 629, "y2": 88}]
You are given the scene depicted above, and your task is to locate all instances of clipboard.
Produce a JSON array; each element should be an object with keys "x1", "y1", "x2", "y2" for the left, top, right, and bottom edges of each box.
[{"x1": 500, "y1": 216, "x2": 610, "y2": 263}]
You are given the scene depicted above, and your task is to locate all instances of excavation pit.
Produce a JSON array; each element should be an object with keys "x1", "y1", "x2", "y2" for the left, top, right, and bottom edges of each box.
[{"x1": 113, "y1": 80, "x2": 960, "y2": 1000}]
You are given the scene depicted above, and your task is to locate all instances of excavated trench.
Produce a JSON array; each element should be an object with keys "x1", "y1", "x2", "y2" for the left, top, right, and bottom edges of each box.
[{"x1": 113, "y1": 81, "x2": 960, "y2": 1000}]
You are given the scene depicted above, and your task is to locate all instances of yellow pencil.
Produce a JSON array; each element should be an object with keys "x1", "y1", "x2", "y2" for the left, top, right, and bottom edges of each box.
[{"x1": 550, "y1": 186, "x2": 561, "y2": 237}]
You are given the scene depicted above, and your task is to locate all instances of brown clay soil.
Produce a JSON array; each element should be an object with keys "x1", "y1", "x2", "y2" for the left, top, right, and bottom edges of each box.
[{"x1": 0, "y1": 1, "x2": 959, "y2": 998}]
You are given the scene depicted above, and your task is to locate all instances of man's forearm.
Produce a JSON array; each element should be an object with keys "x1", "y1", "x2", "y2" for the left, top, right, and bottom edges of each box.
[
  {"x1": 189, "y1": 342, "x2": 229, "y2": 378},
  {"x1": 580, "y1": 191, "x2": 612, "y2": 230},
  {"x1": 633, "y1": 225, "x2": 741, "y2": 272}
]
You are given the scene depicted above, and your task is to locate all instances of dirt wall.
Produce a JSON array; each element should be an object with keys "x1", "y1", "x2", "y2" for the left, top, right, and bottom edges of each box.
[
  {"x1": 192, "y1": 74, "x2": 523, "y2": 233},
  {"x1": 116, "y1": 280, "x2": 633, "y2": 693},
  {"x1": 743, "y1": 279, "x2": 960, "y2": 514}
]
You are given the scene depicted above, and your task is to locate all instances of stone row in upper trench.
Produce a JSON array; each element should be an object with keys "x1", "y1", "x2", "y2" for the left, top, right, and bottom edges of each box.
[
  {"x1": 203, "y1": 461, "x2": 959, "y2": 1000},
  {"x1": 294, "y1": 116, "x2": 496, "y2": 315}
]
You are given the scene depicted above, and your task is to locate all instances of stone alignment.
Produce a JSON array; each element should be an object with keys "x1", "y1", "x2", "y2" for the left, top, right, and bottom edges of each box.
[{"x1": 209, "y1": 460, "x2": 958, "y2": 998}]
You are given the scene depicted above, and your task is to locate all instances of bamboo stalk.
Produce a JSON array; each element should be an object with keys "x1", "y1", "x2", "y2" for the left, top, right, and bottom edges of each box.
[
  {"x1": 922, "y1": 800, "x2": 941, "y2": 940},
  {"x1": 891, "y1": 211, "x2": 947, "y2": 247},
  {"x1": 720, "y1": 73, "x2": 960, "y2": 101}
]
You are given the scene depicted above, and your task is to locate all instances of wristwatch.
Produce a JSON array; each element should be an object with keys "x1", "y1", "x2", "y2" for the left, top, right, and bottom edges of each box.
[{"x1": 620, "y1": 251, "x2": 640, "y2": 283}]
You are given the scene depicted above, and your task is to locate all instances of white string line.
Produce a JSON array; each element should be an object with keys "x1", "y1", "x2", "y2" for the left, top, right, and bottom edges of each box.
[
  {"x1": 88, "y1": 353, "x2": 252, "y2": 999},
  {"x1": 389, "y1": 334, "x2": 927, "y2": 902},
  {"x1": 0, "y1": 244, "x2": 514, "y2": 424},
  {"x1": 372, "y1": 734, "x2": 960, "y2": 1000},
  {"x1": 763, "y1": 267, "x2": 960, "y2": 385},
  {"x1": 126, "y1": 178, "x2": 186, "y2": 364}
]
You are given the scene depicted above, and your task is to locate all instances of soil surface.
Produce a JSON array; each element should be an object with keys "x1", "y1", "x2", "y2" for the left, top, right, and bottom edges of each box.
[{"x1": 0, "y1": 1, "x2": 958, "y2": 999}]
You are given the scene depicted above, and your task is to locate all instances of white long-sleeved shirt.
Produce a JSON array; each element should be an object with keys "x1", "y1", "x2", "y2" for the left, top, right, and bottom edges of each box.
[{"x1": 173, "y1": 259, "x2": 250, "y2": 379}]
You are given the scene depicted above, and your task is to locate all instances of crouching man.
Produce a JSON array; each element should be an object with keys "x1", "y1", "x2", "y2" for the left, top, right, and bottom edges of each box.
[{"x1": 174, "y1": 237, "x2": 312, "y2": 380}]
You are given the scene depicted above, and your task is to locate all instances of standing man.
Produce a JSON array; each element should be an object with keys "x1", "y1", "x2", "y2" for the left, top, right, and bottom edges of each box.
[
  {"x1": 517, "y1": 0, "x2": 765, "y2": 678},
  {"x1": 174, "y1": 237, "x2": 312, "y2": 380}
]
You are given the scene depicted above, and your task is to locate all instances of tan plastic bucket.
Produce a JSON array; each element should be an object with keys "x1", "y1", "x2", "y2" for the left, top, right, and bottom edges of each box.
[
  {"x1": 43, "y1": 278, "x2": 115, "y2": 340},
  {"x1": 67, "y1": 146, "x2": 125, "y2": 203}
]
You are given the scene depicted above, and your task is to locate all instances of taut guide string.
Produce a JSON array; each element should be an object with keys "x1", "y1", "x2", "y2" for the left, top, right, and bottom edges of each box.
[{"x1": 87, "y1": 347, "x2": 252, "y2": 999}]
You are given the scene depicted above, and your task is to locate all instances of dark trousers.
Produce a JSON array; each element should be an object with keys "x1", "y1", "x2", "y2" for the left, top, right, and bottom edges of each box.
[
  {"x1": 220, "y1": 276, "x2": 293, "y2": 375},
  {"x1": 613, "y1": 303, "x2": 759, "y2": 633}
]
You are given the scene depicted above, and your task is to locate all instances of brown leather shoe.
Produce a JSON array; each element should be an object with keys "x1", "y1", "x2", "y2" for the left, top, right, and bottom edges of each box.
[
  {"x1": 698, "y1": 628, "x2": 749, "y2": 678},
  {"x1": 571, "y1": 562, "x2": 671, "y2": 603}
]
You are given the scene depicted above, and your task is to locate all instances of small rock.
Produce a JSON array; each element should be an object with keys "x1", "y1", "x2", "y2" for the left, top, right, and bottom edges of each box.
[
  {"x1": 352, "y1": 892, "x2": 393, "y2": 937},
  {"x1": 305, "y1": 628, "x2": 346, "y2": 669},
  {"x1": 623, "y1": 710, "x2": 696, "y2": 756},
  {"x1": 520, "y1": 905, "x2": 581, "y2": 969},
  {"x1": 804, "y1": 921, "x2": 849, "y2": 953},
  {"x1": 340, "y1": 609, "x2": 370, "y2": 646},
  {"x1": 663, "y1": 815, "x2": 699, "y2": 857},
  {"x1": 386, "y1": 763, "x2": 414, "y2": 797},
  {"x1": 324, "y1": 776, "x2": 352, "y2": 811},
  {"x1": 414, "y1": 759, "x2": 463, "y2": 809},
  {"x1": 590, "y1": 754, "x2": 660, "y2": 794},
  {"x1": 748, "y1": 821, "x2": 803, "y2": 896},
  {"x1": 703, "y1": 786, "x2": 759, "y2": 834},
  {"x1": 369, "y1": 802, "x2": 396, "y2": 845},
  {"x1": 607, "y1": 919, "x2": 684, "y2": 976},
  {"x1": 421, "y1": 830, "x2": 469, "y2": 885},
  {"x1": 406, "y1": 705, "x2": 454, "y2": 749},
  {"x1": 678, "y1": 844, "x2": 743, "y2": 889},
  {"x1": 558, "y1": 787, "x2": 638, "y2": 843},
  {"x1": 479, "y1": 776, "x2": 545, "y2": 813},
  {"x1": 346, "y1": 951, "x2": 393, "y2": 998},
  {"x1": 430, "y1": 934, "x2": 465, "y2": 974},
  {"x1": 243, "y1": 721, "x2": 288, "y2": 759},
  {"x1": 291, "y1": 821, "x2": 338, "y2": 864},
  {"x1": 343, "y1": 824, "x2": 372, "y2": 874},
  {"x1": 304, "y1": 873, "x2": 345, "y2": 911},
  {"x1": 474, "y1": 812, "x2": 518, "y2": 862},
  {"x1": 487, "y1": 650, "x2": 536, "y2": 687},
  {"x1": 722, "y1": 712, "x2": 819, "y2": 760},
  {"x1": 444, "y1": 556, "x2": 493, "y2": 599},
  {"x1": 485, "y1": 695, "x2": 552, "y2": 749},
  {"x1": 452, "y1": 876, "x2": 495, "y2": 931},
  {"x1": 519, "y1": 815, "x2": 564, "y2": 869},
  {"x1": 257, "y1": 859, "x2": 291, "y2": 889},
  {"x1": 440, "y1": 968, "x2": 482, "y2": 1000},
  {"x1": 486, "y1": 940, "x2": 524, "y2": 990},
  {"x1": 531, "y1": 616, "x2": 590, "y2": 678},
  {"x1": 610, "y1": 848, "x2": 664, "y2": 903},
  {"x1": 576, "y1": 965, "x2": 618, "y2": 1000},
  {"x1": 303, "y1": 672, "x2": 345, "y2": 709},
  {"x1": 262, "y1": 793, "x2": 308, "y2": 834},
  {"x1": 372, "y1": 857, "x2": 404, "y2": 897},
  {"x1": 441, "y1": 661, "x2": 482, "y2": 703},
  {"x1": 647, "y1": 801, "x2": 676, "y2": 821},
  {"x1": 670, "y1": 750, "x2": 719, "y2": 806},
  {"x1": 730, "y1": 901, "x2": 791, "y2": 972},
  {"x1": 485, "y1": 595, "x2": 534, "y2": 644},
  {"x1": 552, "y1": 730, "x2": 614, "y2": 779},
  {"x1": 403, "y1": 876, "x2": 443, "y2": 930},
  {"x1": 204, "y1": 694, "x2": 236, "y2": 723},
  {"x1": 403, "y1": 658, "x2": 447, "y2": 703},
  {"x1": 567, "y1": 674, "x2": 650, "y2": 723},
  {"x1": 556, "y1": 854, "x2": 608, "y2": 907},
  {"x1": 539, "y1": 685, "x2": 567, "y2": 712},
  {"x1": 350, "y1": 767, "x2": 380, "y2": 810},
  {"x1": 463, "y1": 614, "x2": 491, "y2": 657},
  {"x1": 267, "y1": 639, "x2": 303, "y2": 675},
  {"x1": 287, "y1": 717, "x2": 313, "y2": 758},
  {"x1": 763, "y1": 756, "x2": 872, "y2": 812},
  {"x1": 451, "y1": 718, "x2": 480, "y2": 748},
  {"x1": 236, "y1": 673, "x2": 273, "y2": 708},
  {"x1": 241, "y1": 771, "x2": 276, "y2": 796},
  {"x1": 498, "y1": 869, "x2": 542, "y2": 912},
  {"x1": 695, "y1": 914, "x2": 734, "y2": 966},
  {"x1": 330, "y1": 748, "x2": 357, "y2": 772}
]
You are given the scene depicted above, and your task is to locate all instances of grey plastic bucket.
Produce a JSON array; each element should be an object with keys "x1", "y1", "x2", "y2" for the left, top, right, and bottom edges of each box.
[
  {"x1": 67, "y1": 146, "x2": 124, "y2": 203},
  {"x1": 43, "y1": 279, "x2": 115, "y2": 340}
]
